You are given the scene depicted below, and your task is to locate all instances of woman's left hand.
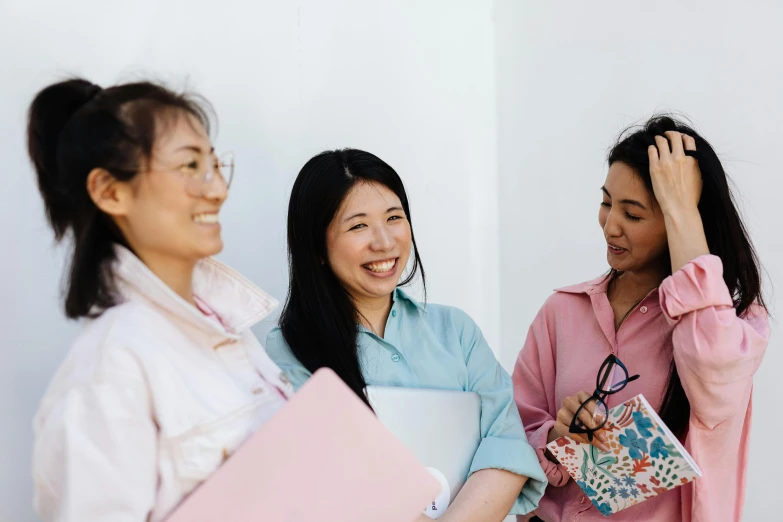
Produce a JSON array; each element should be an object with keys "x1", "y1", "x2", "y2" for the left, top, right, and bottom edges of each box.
[{"x1": 648, "y1": 131, "x2": 703, "y2": 216}]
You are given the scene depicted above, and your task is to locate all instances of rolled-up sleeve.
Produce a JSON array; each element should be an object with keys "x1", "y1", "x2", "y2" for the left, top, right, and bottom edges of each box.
[
  {"x1": 265, "y1": 328, "x2": 313, "y2": 391},
  {"x1": 659, "y1": 254, "x2": 769, "y2": 429},
  {"x1": 32, "y1": 372, "x2": 157, "y2": 522},
  {"x1": 454, "y1": 309, "x2": 548, "y2": 515}
]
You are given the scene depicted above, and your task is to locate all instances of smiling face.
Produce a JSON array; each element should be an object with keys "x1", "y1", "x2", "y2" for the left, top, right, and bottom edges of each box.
[
  {"x1": 325, "y1": 181, "x2": 412, "y2": 305},
  {"x1": 115, "y1": 112, "x2": 229, "y2": 265},
  {"x1": 598, "y1": 162, "x2": 668, "y2": 274}
]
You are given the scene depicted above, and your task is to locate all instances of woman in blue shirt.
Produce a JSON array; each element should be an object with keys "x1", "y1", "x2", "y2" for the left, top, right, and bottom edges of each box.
[{"x1": 265, "y1": 149, "x2": 546, "y2": 520}]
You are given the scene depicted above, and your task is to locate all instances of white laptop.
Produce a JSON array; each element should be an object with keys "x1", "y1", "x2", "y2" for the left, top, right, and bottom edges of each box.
[{"x1": 365, "y1": 386, "x2": 481, "y2": 519}]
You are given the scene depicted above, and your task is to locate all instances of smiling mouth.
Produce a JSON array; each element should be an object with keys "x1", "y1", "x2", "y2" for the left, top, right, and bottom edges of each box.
[
  {"x1": 362, "y1": 258, "x2": 397, "y2": 274},
  {"x1": 193, "y1": 212, "x2": 219, "y2": 225},
  {"x1": 607, "y1": 243, "x2": 626, "y2": 254}
]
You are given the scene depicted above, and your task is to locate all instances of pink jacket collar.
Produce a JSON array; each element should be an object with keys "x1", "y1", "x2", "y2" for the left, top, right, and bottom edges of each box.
[{"x1": 112, "y1": 245, "x2": 278, "y2": 337}]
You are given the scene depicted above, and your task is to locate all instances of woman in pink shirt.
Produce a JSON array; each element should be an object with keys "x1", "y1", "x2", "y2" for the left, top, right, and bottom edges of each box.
[{"x1": 512, "y1": 115, "x2": 770, "y2": 522}]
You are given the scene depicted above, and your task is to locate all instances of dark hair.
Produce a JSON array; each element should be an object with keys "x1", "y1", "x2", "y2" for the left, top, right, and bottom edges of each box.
[
  {"x1": 607, "y1": 114, "x2": 767, "y2": 439},
  {"x1": 280, "y1": 149, "x2": 426, "y2": 406},
  {"x1": 27, "y1": 78, "x2": 213, "y2": 319}
]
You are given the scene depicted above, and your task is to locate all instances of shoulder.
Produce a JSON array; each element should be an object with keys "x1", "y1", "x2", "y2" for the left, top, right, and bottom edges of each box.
[
  {"x1": 264, "y1": 326, "x2": 301, "y2": 366},
  {"x1": 264, "y1": 326, "x2": 288, "y2": 351},
  {"x1": 545, "y1": 275, "x2": 606, "y2": 310},
  {"x1": 35, "y1": 303, "x2": 155, "y2": 427},
  {"x1": 423, "y1": 301, "x2": 468, "y2": 320},
  {"x1": 70, "y1": 302, "x2": 162, "y2": 378},
  {"x1": 413, "y1": 300, "x2": 479, "y2": 334}
]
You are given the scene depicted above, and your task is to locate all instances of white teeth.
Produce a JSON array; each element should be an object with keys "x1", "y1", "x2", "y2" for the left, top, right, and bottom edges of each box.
[
  {"x1": 364, "y1": 260, "x2": 396, "y2": 273},
  {"x1": 194, "y1": 213, "x2": 219, "y2": 224}
]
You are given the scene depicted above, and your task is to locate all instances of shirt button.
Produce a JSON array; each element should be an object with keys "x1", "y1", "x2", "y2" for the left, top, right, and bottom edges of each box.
[
  {"x1": 391, "y1": 310, "x2": 397, "y2": 318},
  {"x1": 279, "y1": 372, "x2": 290, "y2": 385},
  {"x1": 251, "y1": 387, "x2": 264, "y2": 395},
  {"x1": 640, "y1": 305, "x2": 649, "y2": 313},
  {"x1": 391, "y1": 354, "x2": 401, "y2": 362}
]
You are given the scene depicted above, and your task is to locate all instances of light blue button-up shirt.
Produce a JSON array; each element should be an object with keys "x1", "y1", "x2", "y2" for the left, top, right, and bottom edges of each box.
[{"x1": 265, "y1": 289, "x2": 547, "y2": 515}]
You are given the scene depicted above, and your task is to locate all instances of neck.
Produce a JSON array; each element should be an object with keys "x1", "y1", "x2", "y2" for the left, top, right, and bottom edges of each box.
[
  {"x1": 353, "y1": 292, "x2": 394, "y2": 338},
  {"x1": 611, "y1": 264, "x2": 668, "y2": 303},
  {"x1": 136, "y1": 249, "x2": 197, "y2": 305}
]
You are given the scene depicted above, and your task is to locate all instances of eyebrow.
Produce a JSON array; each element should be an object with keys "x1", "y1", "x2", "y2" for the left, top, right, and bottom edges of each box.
[
  {"x1": 343, "y1": 206, "x2": 404, "y2": 223},
  {"x1": 175, "y1": 145, "x2": 215, "y2": 154},
  {"x1": 601, "y1": 186, "x2": 648, "y2": 211}
]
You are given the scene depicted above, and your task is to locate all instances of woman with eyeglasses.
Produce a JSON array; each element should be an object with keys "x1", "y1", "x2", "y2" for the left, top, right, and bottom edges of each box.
[
  {"x1": 29, "y1": 79, "x2": 292, "y2": 522},
  {"x1": 512, "y1": 116, "x2": 769, "y2": 522},
  {"x1": 265, "y1": 148, "x2": 548, "y2": 521}
]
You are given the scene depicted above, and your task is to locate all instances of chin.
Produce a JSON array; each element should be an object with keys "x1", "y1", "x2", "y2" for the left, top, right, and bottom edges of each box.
[
  {"x1": 363, "y1": 282, "x2": 398, "y2": 299},
  {"x1": 606, "y1": 255, "x2": 629, "y2": 273},
  {"x1": 198, "y1": 239, "x2": 224, "y2": 259}
]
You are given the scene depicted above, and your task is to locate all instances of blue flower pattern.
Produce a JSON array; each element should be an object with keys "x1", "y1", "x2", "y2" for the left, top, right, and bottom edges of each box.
[
  {"x1": 618, "y1": 429, "x2": 649, "y2": 460},
  {"x1": 575, "y1": 406, "x2": 687, "y2": 515},
  {"x1": 577, "y1": 480, "x2": 598, "y2": 497},
  {"x1": 650, "y1": 436, "x2": 669, "y2": 459},
  {"x1": 632, "y1": 411, "x2": 654, "y2": 438},
  {"x1": 591, "y1": 500, "x2": 613, "y2": 516}
]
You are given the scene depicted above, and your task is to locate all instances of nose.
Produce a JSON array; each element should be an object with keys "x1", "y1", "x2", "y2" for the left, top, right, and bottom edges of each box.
[
  {"x1": 202, "y1": 171, "x2": 228, "y2": 203},
  {"x1": 370, "y1": 224, "x2": 395, "y2": 251},
  {"x1": 603, "y1": 208, "x2": 622, "y2": 238}
]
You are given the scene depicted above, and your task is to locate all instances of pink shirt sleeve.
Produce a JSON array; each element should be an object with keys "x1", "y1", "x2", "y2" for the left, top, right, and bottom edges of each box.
[
  {"x1": 512, "y1": 305, "x2": 571, "y2": 487},
  {"x1": 659, "y1": 254, "x2": 770, "y2": 429}
]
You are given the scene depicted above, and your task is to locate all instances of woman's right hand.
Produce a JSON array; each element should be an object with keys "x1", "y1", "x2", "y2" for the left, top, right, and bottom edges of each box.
[{"x1": 547, "y1": 391, "x2": 610, "y2": 451}]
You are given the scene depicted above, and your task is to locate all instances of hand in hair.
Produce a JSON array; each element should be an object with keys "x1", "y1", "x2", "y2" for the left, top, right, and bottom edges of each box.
[
  {"x1": 648, "y1": 131, "x2": 711, "y2": 273},
  {"x1": 647, "y1": 131, "x2": 703, "y2": 216}
]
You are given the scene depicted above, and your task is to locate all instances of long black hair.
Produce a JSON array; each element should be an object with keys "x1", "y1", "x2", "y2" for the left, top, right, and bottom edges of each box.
[
  {"x1": 27, "y1": 78, "x2": 213, "y2": 319},
  {"x1": 607, "y1": 115, "x2": 767, "y2": 438},
  {"x1": 280, "y1": 149, "x2": 426, "y2": 406}
]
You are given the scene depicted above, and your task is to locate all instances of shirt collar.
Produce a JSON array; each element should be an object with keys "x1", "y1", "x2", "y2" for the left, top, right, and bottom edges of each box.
[
  {"x1": 393, "y1": 287, "x2": 428, "y2": 313},
  {"x1": 555, "y1": 272, "x2": 660, "y2": 299},
  {"x1": 554, "y1": 274, "x2": 612, "y2": 296},
  {"x1": 112, "y1": 245, "x2": 278, "y2": 335},
  {"x1": 356, "y1": 288, "x2": 426, "y2": 336}
]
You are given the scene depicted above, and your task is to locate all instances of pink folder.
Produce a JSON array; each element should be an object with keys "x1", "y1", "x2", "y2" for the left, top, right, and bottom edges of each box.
[{"x1": 166, "y1": 368, "x2": 440, "y2": 522}]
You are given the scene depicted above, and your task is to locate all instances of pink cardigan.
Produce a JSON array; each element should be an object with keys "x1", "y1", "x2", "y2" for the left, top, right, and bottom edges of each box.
[{"x1": 512, "y1": 255, "x2": 769, "y2": 522}]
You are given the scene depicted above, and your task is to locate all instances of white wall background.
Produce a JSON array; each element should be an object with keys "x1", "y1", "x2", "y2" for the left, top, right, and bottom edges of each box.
[
  {"x1": 0, "y1": 2, "x2": 500, "y2": 521},
  {"x1": 0, "y1": 1, "x2": 779, "y2": 521},
  {"x1": 495, "y1": 1, "x2": 783, "y2": 520}
]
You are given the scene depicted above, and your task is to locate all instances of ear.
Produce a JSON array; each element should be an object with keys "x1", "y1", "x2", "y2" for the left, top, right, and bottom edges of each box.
[{"x1": 86, "y1": 168, "x2": 133, "y2": 217}]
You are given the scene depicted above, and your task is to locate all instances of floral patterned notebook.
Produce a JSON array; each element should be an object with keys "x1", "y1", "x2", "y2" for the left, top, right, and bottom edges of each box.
[{"x1": 546, "y1": 394, "x2": 702, "y2": 516}]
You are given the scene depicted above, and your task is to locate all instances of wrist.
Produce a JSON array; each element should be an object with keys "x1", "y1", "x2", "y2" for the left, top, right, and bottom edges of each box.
[
  {"x1": 662, "y1": 204, "x2": 701, "y2": 225},
  {"x1": 547, "y1": 424, "x2": 563, "y2": 444}
]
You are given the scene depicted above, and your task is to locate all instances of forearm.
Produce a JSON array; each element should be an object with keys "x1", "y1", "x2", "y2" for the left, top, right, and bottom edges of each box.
[
  {"x1": 438, "y1": 469, "x2": 526, "y2": 522},
  {"x1": 663, "y1": 207, "x2": 710, "y2": 273}
]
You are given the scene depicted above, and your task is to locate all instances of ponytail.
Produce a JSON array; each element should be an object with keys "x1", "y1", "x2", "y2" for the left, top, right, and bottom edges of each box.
[{"x1": 27, "y1": 78, "x2": 213, "y2": 318}]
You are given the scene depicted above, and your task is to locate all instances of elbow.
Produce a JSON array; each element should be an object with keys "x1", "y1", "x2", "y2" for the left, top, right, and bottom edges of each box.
[{"x1": 686, "y1": 380, "x2": 753, "y2": 430}]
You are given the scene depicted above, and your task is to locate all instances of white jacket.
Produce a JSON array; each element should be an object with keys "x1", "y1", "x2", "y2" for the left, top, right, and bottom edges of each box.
[{"x1": 32, "y1": 246, "x2": 293, "y2": 522}]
